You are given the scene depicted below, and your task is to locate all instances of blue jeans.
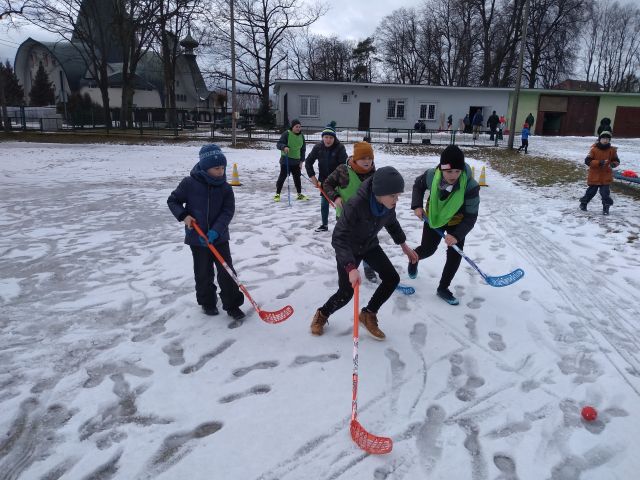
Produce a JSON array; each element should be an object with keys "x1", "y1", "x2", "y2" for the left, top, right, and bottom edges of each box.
[{"x1": 320, "y1": 193, "x2": 329, "y2": 226}]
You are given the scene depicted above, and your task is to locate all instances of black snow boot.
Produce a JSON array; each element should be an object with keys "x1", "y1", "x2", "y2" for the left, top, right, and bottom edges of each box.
[
  {"x1": 603, "y1": 205, "x2": 610, "y2": 215},
  {"x1": 579, "y1": 202, "x2": 587, "y2": 211}
]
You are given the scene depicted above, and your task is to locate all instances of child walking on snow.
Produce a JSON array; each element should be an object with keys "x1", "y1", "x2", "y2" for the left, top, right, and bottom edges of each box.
[
  {"x1": 517, "y1": 123, "x2": 530, "y2": 153},
  {"x1": 167, "y1": 144, "x2": 245, "y2": 320},
  {"x1": 323, "y1": 141, "x2": 378, "y2": 282},
  {"x1": 275, "y1": 119, "x2": 308, "y2": 202},
  {"x1": 579, "y1": 130, "x2": 620, "y2": 215},
  {"x1": 310, "y1": 166, "x2": 419, "y2": 340},
  {"x1": 409, "y1": 145, "x2": 480, "y2": 305}
]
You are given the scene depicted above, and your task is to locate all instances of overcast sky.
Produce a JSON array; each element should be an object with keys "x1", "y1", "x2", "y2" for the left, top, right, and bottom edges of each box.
[{"x1": 0, "y1": 0, "x2": 424, "y2": 65}]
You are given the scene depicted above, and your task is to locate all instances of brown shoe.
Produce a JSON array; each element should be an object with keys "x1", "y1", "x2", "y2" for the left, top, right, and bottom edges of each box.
[
  {"x1": 359, "y1": 309, "x2": 385, "y2": 340},
  {"x1": 310, "y1": 309, "x2": 329, "y2": 336}
]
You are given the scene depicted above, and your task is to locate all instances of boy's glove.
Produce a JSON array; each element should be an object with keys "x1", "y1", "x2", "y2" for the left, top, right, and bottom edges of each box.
[
  {"x1": 198, "y1": 229, "x2": 219, "y2": 246},
  {"x1": 599, "y1": 160, "x2": 606, "y2": 167}
]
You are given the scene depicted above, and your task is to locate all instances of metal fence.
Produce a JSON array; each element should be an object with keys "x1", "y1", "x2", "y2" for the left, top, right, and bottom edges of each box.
[{"x1": 2, "y1": 108, "x2": 507, "y2": 147}]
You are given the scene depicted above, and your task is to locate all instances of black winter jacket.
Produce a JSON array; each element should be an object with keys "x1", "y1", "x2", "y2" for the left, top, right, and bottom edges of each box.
[
  {"x1": 332, "y1": 177, "x2": 407, "y2": 270},
  {"x1": 305, "y1": 140, "x2": 347, "y2": 182},
  {"x1": 167, "y1": 165, "x2": 235, "y2": 246}
]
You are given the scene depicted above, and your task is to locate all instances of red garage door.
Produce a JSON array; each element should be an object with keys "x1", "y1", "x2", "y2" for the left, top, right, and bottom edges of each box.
[{"x1": 614, "y1": 106, "x2": 640, "y2": 137}]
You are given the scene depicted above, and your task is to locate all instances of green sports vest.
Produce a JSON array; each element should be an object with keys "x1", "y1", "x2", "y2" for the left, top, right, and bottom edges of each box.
[
  {"x1": 283, "y1": 130, "x2": 304, "y2": 160},
  {"x1": 428, "y1": 169, "x2": 467, "y2": 228},
  {"x1": 335, "y1": 168, "x2": 361, "y2": 217}
]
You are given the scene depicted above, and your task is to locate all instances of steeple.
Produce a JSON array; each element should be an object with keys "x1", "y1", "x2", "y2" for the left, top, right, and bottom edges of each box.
[{"x1": 180, "y1": 32, "x2": 199, "y2": 55}]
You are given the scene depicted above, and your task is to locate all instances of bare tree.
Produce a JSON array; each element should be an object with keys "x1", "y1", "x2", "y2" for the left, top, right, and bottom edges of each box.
[
  {"x1": 154, "y1": 0, "x2": 203, "y2": 128},
  {"x1": 28, "y1": 0, "x2": 122, "y2": 127},
  {"x1": 203, "y1": 0, "x2": 326, "y2": 124},
  {"x1": 0, "y1": 0, "x2": 31, "y2": 19},
  {"x1": 112, "y1": 0, "x2": 159, "y2": 128}
]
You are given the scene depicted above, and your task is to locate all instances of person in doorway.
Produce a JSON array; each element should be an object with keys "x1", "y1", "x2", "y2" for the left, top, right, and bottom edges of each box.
[
  {"x1": 579, "y1": 130, "x2": 620, "y2": 215},
  {"x1": 323, "y1": 141, "x2": 377, "y2": 282},
  {"x1": 487, "y1": 110, "x2": 500, "y2": 141},
  {"x1": 517, "y1": 123, "x2": 530, "y2": 153},
  {"x1": 526, "y1": 113, "x2": 535, "y2": 133},
  {"x1": 472, "y1": 109, "x2": 483, "y2": 140},
  {"x1": 167, "y1": 144, "x2": 246, "y2": 320},
  {"x1": 463, "y1": 114, "x2": 471, "y2": 133},
  {"x1": 305, "y1": 121, "x2": 347, "y2": 232},
  {"x1": 310, "y1": 167, "x2": 418, "y2": 339},
  {"x1": 275, "y1": 119, "x2": 307, "y2": 202},
  {"x1": 408, "y1": 145, "x2": 480, "y2": 305},
  {"x1": 447, "y1": 114, "x2": 453, "y2": 129}
]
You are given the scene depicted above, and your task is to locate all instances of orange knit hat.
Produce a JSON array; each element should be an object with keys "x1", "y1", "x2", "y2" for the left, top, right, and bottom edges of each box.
[{"x1": 353, "y1": 141, "x2": 374, "y2": 161}]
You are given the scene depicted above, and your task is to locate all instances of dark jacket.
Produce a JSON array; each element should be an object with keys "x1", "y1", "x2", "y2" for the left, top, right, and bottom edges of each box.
[
  {"x1": 167, "y1": 164, "x2": 235, "y2": 246},
  {"x1": 305, "y1": 140, "x2": 347, "y2": 182},
  {"x1": 472, "y1": 112, "x2": 483, "y2": 126},
  {"x1": 332, "y1": 177, "x2": 406, "y2": 270},
  {"x1": 487, "y1": 114, "x2": 500, "y2": 129},
  {"x1": 585, "y1": 143, "x2": 620, "y2": 186},
  {"x1": 276, "y1": 130, "x2": 306, "y2": 166},
  {"x1": 411, "y1": 164, "x2": 480, "y2": 240}
]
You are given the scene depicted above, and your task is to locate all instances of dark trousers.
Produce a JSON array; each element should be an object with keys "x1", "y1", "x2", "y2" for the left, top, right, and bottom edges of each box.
[
  {"x1": 190, "y1": 242, "x2": 244, "y2": 311},
  {"x1": 320, "y1": 193, "x2": 329, "y2": 226},
  {"x1": 276, "y1": 163, "x2": 302, "y2": 194},
  {"x1": 320, "y1": 245, "x2": 400, "y2": 317},
  {"x1": 489, "y1": 127, "x2": 497, "y2": 140},
  {"x1": 518, "y1": 139, "x2": 529, "y2": 153},
  {"x1": 580, "y1": 185, "x2": 613, "y2": 206},
  {"x1": 414, "y1": 225, "x2": 465, "y2": 290}
]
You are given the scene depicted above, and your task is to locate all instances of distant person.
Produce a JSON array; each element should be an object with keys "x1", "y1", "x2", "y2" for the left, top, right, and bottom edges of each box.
[
  {"x1": 472, "y1": 109, "x2": 483, "y2": 140},
  {"x1": 305, "y1": 121, "x2": 347, "y2": 232},
  {"x1": 414, "y1": 120, "x2": 421, "y2": 131},
  {"x1": 447, "y1": 114, "x2": 453, "y2": 129},
  {"x1": 579, "y1": 130, "x2": 620, "y2": 215},
  {"x1": 463, "y1": 114, "x2": 471, "y2": 133},
  {"x1": 275, "y1": 119, "x2": 307, "y2": 202},
  {"x1": 167, "y1": 144, "x2": 246, "y2": 321},
  {"x1": 487, "y1": 110, "x2": 500, "y2": 141},
  {"x1": 597, "y1": 117, "x2": 613, "y2": 135},
  {"x1": 517, "y1": 123, "x2": 530, "y2": 153},
  {"x1": 420, "y1": 120, "x2": 427, "y2": 133},
  {"x1": 526, "y1": 113, "x2": 535, "y2": 133}
]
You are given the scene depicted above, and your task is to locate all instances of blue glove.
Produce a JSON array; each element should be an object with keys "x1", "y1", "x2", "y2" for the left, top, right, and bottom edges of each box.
[
  {"x1": 207, "y1": 229, "x2": 219, "y2": 243},
  {"x1": 599, "y1": 160, "x2": 606, "y2": 167}
]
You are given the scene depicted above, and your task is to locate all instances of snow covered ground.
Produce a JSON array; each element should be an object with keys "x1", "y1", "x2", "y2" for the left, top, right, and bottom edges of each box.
[{"x1": 1, "y1": 137, "x2": 640, "y2": 480}]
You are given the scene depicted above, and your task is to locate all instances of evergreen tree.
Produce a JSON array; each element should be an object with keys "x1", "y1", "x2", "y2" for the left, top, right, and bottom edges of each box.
[
  {"x1": 352, "y1": 37, "x2": 377, "y2": 83},
  {"x1": 0, "y1": 61, "x2": 24, "y2": 105},
  {"x1": 29, "y1": 63, "x2": 55, "y2": 106}
]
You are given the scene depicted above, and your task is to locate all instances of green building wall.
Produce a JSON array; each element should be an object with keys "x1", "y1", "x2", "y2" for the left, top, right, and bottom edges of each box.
[
  {"x1": 596, "y1": 94, "x2": 640, "y2": 132},
  {"x1": 506, "y1": 91, "x2": 539, "y2": 131}
]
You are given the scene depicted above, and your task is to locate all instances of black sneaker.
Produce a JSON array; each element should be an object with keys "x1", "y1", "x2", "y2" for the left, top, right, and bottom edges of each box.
[
  {"x1": 202, "y1": 305, "x2": 219, "y2": 316},
  {"x1": 364, "y1": 264, "x2": 378, "y2": 283},
  {"x1": 579, "y1": 203, "x2": 587, "y2": 211},
  {"x1": 603, "y1": 205, "x2": 610, "y2": 215},
  {"x1": 436, "y1": 288, "x2": 459, "y2": 305},
  {"x1": 227, "y1": 307, "x2": 246, "y2": 320},
  {"x1": 408, "y1": 261, "x2": 418, "y2": 279},
  {"x1": 314, "y1": 224, "x2": 328, "y2": 232}
]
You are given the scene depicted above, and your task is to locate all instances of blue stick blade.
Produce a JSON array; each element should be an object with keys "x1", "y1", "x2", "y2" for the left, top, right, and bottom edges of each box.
[
  {"x1": 395, "y1": 284, "x2": 416, "y2": 295},
  {"x1": 485, "y1": 268, "x2": 525, "y2": 287}
]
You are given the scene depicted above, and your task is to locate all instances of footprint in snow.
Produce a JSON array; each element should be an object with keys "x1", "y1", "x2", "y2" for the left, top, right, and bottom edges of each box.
[
  {"x1": 232, "y1": 360, "x2": 279, "y2": 378},
  {"x1": 466, "y1": 297, "x2": 485, "y2": 309},
  {"x1": 519, "y1": 290, "x2": 532, "y2": 301},
  {"x1": 219, "y1": 385, "x2": 271, "y2": 404},
  {"x1": 488, "y1": 332, "x2": 506, "y2": 351},
  {"x1": 291, "y1": 353, "x2": 340, "y2": 366}
]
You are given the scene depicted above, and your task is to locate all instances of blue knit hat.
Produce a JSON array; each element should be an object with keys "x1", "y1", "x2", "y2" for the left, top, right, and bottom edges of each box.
[
  {"x1": 321, "y1": 121, "x2": 337, "y2": 138},
  {"x1": 199, "y1": 144, "x2": 227, "y2": 170}
]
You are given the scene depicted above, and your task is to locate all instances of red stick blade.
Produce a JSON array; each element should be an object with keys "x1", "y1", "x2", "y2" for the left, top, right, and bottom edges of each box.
[
  {"x1": 350, "y1": 420, "x2": 392, "y2": 454},
  {"x1": 259, "y1": 305, "x2": 294, "y2": 324}
]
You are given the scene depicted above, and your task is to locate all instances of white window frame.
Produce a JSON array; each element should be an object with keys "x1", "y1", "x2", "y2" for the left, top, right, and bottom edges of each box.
[
  {"x1": 387, "y1": 98, "x2": 406, "y2": 120},
  {"x1": 419, "y1": 103, "x2": 437, "y2": 121},
  {"x1": 341, "y1": 93, "x2": 351, "y2": 103},
  {"x1": 300, "y1": 95, "x2": 319, "y2": 117}
]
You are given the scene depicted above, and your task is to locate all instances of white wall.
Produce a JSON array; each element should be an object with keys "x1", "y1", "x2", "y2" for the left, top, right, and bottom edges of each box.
[{"x1": 276, "y1": 82, "x2": 510, "y2": 131}]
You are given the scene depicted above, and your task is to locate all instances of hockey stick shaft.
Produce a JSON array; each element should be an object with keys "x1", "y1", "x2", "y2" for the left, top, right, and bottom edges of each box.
[{"x1": 301, "y1": 173, "x2": 336, "y2": 208}]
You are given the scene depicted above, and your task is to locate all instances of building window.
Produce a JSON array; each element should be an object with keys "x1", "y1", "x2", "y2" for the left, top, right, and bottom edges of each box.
[
  {"x1": 341, "y1": 93, "x2": 350, "y2": 103},
  {"x1": 387, "y1": 99, "x2": 406, "y2": 119},
  {"x1": 419, "y1": 103, "x2": 437, "y2": 121},
  {"x1": 300, "y1": 96, "x2": 319, "y2": 117}
]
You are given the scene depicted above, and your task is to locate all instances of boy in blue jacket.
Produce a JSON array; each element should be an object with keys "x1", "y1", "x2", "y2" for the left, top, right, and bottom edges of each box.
[
  {"x1": 517, "y1": 123, "x2": 530, "y2": 153},
  {"x1": 167, "y1": 144, "x2": 245, "y2": 320}
]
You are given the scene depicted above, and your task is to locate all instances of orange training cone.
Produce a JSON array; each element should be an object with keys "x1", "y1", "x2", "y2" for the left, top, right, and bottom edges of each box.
[
  {"x1": 478, "y1": 166, "x2": 488, "y2": 187},
  {"x1": 229, "y1": 162, "x2": 242, "y2": 186}
]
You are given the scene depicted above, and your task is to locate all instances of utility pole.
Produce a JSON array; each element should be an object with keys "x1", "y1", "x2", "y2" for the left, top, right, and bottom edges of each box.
[
  {"x1": 230, "y1": 0, "x2": 237, "y2": 147},
  {"x1": 508, "y1": 0, "x2": 530, "y2": 149}
]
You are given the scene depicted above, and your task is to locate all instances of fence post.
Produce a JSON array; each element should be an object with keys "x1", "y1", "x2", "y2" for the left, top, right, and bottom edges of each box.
[{"x1": 451, "y1": 129, "x2": 456, "y2": 146}]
